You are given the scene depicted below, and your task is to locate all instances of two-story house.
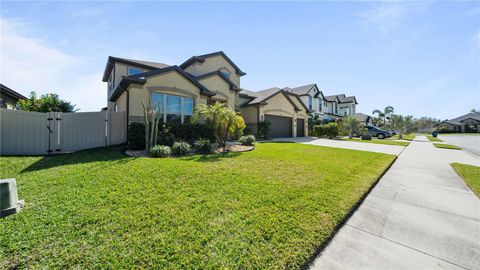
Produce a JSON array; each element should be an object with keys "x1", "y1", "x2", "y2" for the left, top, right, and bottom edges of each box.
[
  {"x1": 0, "y1": 84, "x2": 26, "y2": 110},
  {"x1": 284, "y1": 84, "x2": 325, "y2": 118},
  {"x1": 102, "y1": 51, "x2": 309, "y2": 137},
  {"x1": 323, "y1": 94, "x2": 357, "y2": 120}
]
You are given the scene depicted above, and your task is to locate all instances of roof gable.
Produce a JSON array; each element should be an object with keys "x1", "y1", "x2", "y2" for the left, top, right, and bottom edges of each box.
[
  {"x1": 0, "y1": 84, "x2": 27, "y2": 100},
  {"x1": 195, "y1": 71, "x2": 240, "y2": 92},
  {"x1": 180, "y1": 51, "x2": 246, "y2": 76},
  {"x1": 102, "y1": 56, "x2": 170, "y2": 82}
]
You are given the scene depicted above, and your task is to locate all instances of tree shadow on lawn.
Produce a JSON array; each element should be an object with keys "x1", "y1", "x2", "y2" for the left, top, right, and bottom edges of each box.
[
  {"x1": 180, "y1": 151, "x2": 242, "y2": 162},
  {"x1": 21, "y1": 146, "x2": 134, "y2": 173}
]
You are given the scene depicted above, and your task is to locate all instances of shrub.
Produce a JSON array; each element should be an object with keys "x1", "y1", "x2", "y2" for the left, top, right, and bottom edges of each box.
[
  {"x1": 195, "y1": 138, "x2": 213, "y2": 154},
  {"x1": 239, "y1": 135, "x2": 256, "y2": 146},
  {"x1": 257, "y1": 121, "x2": 271, "y2": 139},
  {"x1": 313, "y1": 123, "x2": 339, "y2": 139},
  {"x1": 171, "y1": 141, "x2": 191, "y2": 156},
  {"x1": 157, "y1": 132, "x2": 175, "y2": 147},
  {"x1": 169, "y1": 123, "x2": 215, "y2": 144},
  {"x1": 150, "y1": 145, "x2": 171, "y2": 158},
  {"x1": 128, "y1": 123, "x2": 146, "y2": 150}
]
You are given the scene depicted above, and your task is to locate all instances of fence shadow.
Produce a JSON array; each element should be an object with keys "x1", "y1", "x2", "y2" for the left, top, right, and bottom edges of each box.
[{"x1": 21, "y1": 146, "x2": 133, "y2": 173}]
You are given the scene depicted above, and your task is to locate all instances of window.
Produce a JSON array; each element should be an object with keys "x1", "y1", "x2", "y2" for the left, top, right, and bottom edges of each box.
[
  {"x1": 335, "y1": 104, "x2": 338, "y2": 115},
  {"x1": 114, "y1": 104, "x2": 119, "y2": 112},
  {"x1": 318, "y1": 99, "x2": 322, "y2": 112},
  {"x1": 308, "y1": 96, "x2": 313, "y2": 110},
  {"x1": 219, "y1": 68, "x2": 231, "y2": 79},
  {"x1": 127, "y1": 66, "x2": 143, "y2": 76},
  {"x1": 108, "y1": 75, "x2": 113, "y2": 93},
  {"x1": 151, "y1": 93, "x2": 194, "y2": 124}
]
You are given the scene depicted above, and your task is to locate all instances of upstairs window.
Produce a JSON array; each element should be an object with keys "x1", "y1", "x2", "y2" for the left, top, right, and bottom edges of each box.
[
  {"x1": 127, "y1": 66, "x2": 143, "y2": 76},
  {"x1": 219, "y1": 68, "x2": 231, "y2": 79},
  {"x1": 318, "y1": 99, "x2": 322, "y2": 112},
  {"x1": 308, "y1": 96, "x2": 313, "y2": 110},
  {"x1": 108, "y1": 76, "x2": 113, "y2": 93}
]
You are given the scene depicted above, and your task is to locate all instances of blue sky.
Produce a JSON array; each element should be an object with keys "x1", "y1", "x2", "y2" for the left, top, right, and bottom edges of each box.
[{"x1": 1, "y1": 1, "x2": 479, "y2": 119}]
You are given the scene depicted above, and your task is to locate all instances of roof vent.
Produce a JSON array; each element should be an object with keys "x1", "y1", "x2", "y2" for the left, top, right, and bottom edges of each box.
[{"x1": 0, "y1": 179, "x2": 24, "y2": 218}]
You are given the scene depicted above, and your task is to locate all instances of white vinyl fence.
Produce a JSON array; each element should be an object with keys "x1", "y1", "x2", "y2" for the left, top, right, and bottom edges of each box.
[{"x1": 0, "y1": 109, "x2": 126, "y2": 155}]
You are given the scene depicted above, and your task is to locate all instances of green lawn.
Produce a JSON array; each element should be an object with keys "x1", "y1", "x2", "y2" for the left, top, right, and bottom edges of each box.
[
  {"x1": 341, "y1": 138, "x2": 409, "y2": 146},
  {"x1": 433, "y1": 143, "x2": 461, "y2": 150},
  {"x1": 427, "y1": 135, "x2": 442, "y2": 142},
  {"x1": 0, "y1": 143, "x2": 395, "y2": 269},
  {"x1": 390, "y1": 134, "x2": 416, "y2": 141},
  {"x1": 451, "y1": 163, "x2": 480, "y2": 198}
]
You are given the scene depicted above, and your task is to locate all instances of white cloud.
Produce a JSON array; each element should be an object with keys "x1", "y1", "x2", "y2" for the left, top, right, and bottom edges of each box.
[
  {"x1": 0, "y1": 17, "x2": 106, "y2": 111},
  {"x1": 360, "y1": 3, "x2": 407, "y2": 34}
]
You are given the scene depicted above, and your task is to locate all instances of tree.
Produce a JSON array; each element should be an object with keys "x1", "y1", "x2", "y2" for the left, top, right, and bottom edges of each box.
[
  {"x1": 390, "y1": 114, "x2": 414, "y2": 139},
  {"x1": 142, "y1": 98, "x2": 162, "y2": 152},
  {"x1": 17, "y1": 91, "x2": 77, "y2": 112},
  {"x1": 372, "y1": 106, "x2": 394, "y2": 127},
  {"x1": 343, "y1": 115, "x2": 364, "y2": 138},
  {"x1": 191, "y1": 102, "x2": 246, "y2": 151}
]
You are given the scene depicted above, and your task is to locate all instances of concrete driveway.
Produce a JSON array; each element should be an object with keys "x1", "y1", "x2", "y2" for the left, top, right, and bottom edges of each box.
[
  {"x1": 439, "y1": 134, "x2": 480, "y2": 157},
  {"x1": 273, "y1": 137, "x2": 405, "y2": 155},
  {"x1": 310, "y1": 136, "x2": 480, "y2": 270}
]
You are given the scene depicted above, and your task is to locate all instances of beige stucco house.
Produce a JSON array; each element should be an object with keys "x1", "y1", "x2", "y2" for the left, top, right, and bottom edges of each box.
[
  {"x1": 102, "y1": 51, "x2": 309, "y2": 137},
  {"x1": 239, "y1": 88, "x2": 310, "y2": 137},
  {"x1": 0, "y1": 84, "x2": 26, "y2": 110}
]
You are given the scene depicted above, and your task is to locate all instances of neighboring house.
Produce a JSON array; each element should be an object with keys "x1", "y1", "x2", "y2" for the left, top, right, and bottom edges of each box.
[
  {"x1": 284, "y1": 84, "x2": 325, "y2": 118},
  {"x1": 0, "y1": 84, "x2": 26, "y2": 110},
  {"x1": 324, "y1": 94, "x2": 357, "y2": 120},
  {"x1": 239, "y1": 88, "x2": 309, "y2": 138},
  {"x1": 103, "y1": 51, "x2": 244, "y2": 124},
  {"x1": 436, "y1": 112, "x2": 480, "y2": 133},
  {"x1": 354, "y1": 113, "x2": 373, "y2": 126}
]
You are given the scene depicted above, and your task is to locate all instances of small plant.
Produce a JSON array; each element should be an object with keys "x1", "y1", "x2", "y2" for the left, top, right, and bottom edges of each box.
[
  {"x1": 128, "y1": 123, "x2": 146, "y2": 150},
  {"x1": 257, "y1": 120, "x2": 271, "y2": 139},
  {"x1": 239, "y1": 135, "x2": 256, "y2": 146},
  {"x1": 195, "y1": 138, "x2": 213, "y2": 154},
  {"x1": 150, "y1": 145, "x2": 171, "y2": 158},
  {"x1": 172, "y1": 141, "x2": 191, "y2": 156}
]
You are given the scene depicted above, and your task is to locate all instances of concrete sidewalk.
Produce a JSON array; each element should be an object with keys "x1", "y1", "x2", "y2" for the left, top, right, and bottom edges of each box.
[
  {"x1": 273, "y1": 137, "x2": 405, "y2": 155},
  {"x1": 310, "y1": 136, "x2": 480, "y2": 270}
]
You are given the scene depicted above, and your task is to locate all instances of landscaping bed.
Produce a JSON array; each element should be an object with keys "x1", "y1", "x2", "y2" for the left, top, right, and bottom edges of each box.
[{"x1": 0, "y1": 143, "x2": 395, "y2": 269}]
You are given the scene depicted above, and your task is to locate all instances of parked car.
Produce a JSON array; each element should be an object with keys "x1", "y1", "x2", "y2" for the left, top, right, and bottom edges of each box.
[{"x1": 365, "y1": 125, "x2": 392, "y2": 139}]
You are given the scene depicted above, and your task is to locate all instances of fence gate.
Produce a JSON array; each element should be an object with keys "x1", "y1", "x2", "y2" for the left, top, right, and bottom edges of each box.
[{"x1": 0, "y1": 109, "x2": 126, "y2": 155}]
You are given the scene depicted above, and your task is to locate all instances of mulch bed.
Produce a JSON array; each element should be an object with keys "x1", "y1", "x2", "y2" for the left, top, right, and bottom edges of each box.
[{"x1": 125, "y1": 144, "x2": 255, "y2": 158}]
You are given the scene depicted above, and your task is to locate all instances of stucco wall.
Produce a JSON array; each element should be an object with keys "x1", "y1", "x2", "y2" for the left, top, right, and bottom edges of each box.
[
  {"x1": 127, "y1": 70, "x2": 208, "y2": 122},
  {"x1": 184, "y1": 55, "x2": 240, "y2": 87},
  {"x1": 240, "y1": 105, "x2": 258, "y2": 124},
  {"x1": 197, "y1": 75, "x2": 236, "y2": 110}
]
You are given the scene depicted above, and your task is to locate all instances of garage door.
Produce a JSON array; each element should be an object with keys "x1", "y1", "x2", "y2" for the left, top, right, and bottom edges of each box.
[
  {"x1": 265, "y1": 114, "x2": 292, "y2": 138},
  {"x1": 296, "y1": 118, "x2": 305, "y2": 137}
]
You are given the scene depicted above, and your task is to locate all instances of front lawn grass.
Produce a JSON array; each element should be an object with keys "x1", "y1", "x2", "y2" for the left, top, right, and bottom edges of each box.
[
  {"x1": 433, "y1": 143, "x2": 461, "y2": 150},
  {"x1": 341, "y1": 138, "x2": 409, "y2": 146},
  {"x1": 0, "y1": 143, "x2": 395, "y2": 269},
  {"x1": 427, "y1": 135, "x2": 442, "y2": 142},
  {"x1": 390, "y1": 134, "x2": 415, "y2": 141},
  {"x1": 451, "y1": 163, "x2": 480, "y2": 198}
]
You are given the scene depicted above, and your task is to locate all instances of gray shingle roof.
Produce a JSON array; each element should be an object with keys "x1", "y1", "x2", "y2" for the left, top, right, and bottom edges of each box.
[
  {"x1": 284, "y1": 84, "x2": 316, "y2": 96},
  {"x1": 445, "y1": 112, "x2": 480, "y2": 125},
  {"x1": 240, "y1": 87, "x2": 281, "y2": 105},
  {"x1": 324, "y1": 94, "x2": 357, "y2": 104}
]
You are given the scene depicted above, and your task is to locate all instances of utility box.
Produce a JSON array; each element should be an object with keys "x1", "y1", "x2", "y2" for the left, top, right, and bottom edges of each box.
[
  {"x1": 0, "y1": 179, "x2": 24, "y2": 218},
  {"x1": 361, "y1": 134, "x2": 372, "y2": 140}
]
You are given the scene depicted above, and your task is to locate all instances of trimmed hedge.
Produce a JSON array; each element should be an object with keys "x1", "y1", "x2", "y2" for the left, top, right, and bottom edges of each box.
[
  {"x1": 313, "y1": 123, "x2": 339, "y2": 139},
  {"x1": 172, "y1": 141, "x2": 191, "y2": 156},
  {"x1": 127, "y1": 122, "x2": 214, "y2": 150},
  {"x1": 150, "y1": 145, "x2": 171, "y2": 158}
]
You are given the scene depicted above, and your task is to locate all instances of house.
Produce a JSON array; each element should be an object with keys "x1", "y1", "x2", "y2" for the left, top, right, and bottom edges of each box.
[
  {"x1": 284, "y1": 84, "x2": 325, "y2": 118},
  {"x1": 239, "y1": 88, "x2": 309, "y2": 138},
  {"x1": 102, "y1": 51, "x2": 308, "y2": 137},
  {"x1": 354, "y1": 113, "x2": 373, "y2": 126},
  {"x1": 0, "y1": 84, "x2": 26, "y2": 109},
  {"x1": 436, "y1": 112, "x2": 480, "y2": 133},
  {"x1": 324, "y1": 94, "x2": 357, "y2": 120}
]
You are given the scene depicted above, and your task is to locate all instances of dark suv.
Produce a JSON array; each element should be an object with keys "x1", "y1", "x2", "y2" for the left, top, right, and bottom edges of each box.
[{"x1": 365, "y1": 125, "x2": 392, "y2": 139}]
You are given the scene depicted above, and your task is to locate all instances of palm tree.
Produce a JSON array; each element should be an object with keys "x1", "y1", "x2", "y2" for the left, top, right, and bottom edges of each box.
[
  {"x1": 343, "y1": 115, "x2": 363, "y2": 138},
  {"x1": 191, "y1": 102, "x2": 246, "y2": 151},
  {"x1": 372, "y1": 106, "x2": 394, "y2": 127},
  {"x1": 390, "y1": 114, "x2": 414, "y2": 139}
]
